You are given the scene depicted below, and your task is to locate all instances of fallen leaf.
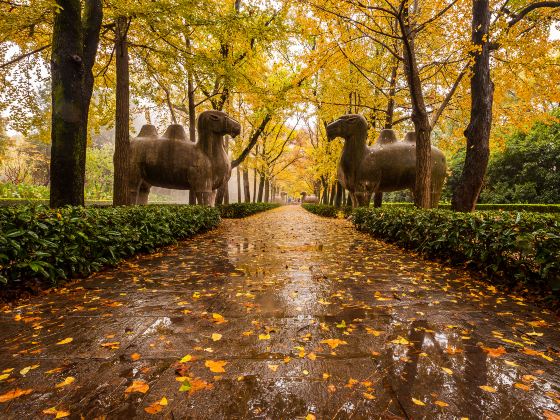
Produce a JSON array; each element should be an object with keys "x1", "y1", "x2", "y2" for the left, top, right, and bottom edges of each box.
[
  {"x1": 0, "y1": 373, "x2": 10, "y2": 381},
  {"x1": 412, "y1": 397, "x2": 426, "y2": 406},
  {"x1": 479, "y1": 385, "x2": 497, "y2": 393},
  {"x1": 55, "y1": 377, "x2": 75, "y2": 388},
  {"x1": 144, "y1": 398, "x2": 167, "y2": 415},
  {"x1": 46, "y1": 367, "x2": 64, "y2": 374},
  {"x1": 205, "y1": 360, "x2": 227, "y2": 373},
  {"x1": 42, "y1": 407, "x2": 70, "y2": 418},
  {"x1": 543, "y1": 410, "x2": 560, "y2": 420},
  {"x1": 125, "y1": 379, "x2": 149, "y2": 394},
  {"x1": 258, "y1": 333, "x2": 271, "y2": 340},
  {"x1": 441, "y1": 367, "x2": 453, "y2": 375},
  {"x1": 56, "y1": 338, "x2": 73, "y2": 345},
  {"x1": 179, "y1": 354, "x2": 192, "y2": 363},
  {"x1": 19, "y1": 364, "x2": 39, "y2": 375},
  {"x1": 391, "y1": 336, "x2": 410, "y2": 345},
  {"x1": 482, "y1": 346, "x2": 507, "y2": 358},
  {"x1": 100, "y1": 342, "x2": 120, "y2": 350},
  {"x1": 211, "y1": 333, "x2": 222, "y2": 341},
  {"x1": 514, "y1": 383, "x2": 531, "y2": 391},
  {"x1": 0, "y1": 388, "x2": 32, "y2": 403},
  {"x1": 268, "y1": 365, "x2": 279, "y2": 372},
  {"x1": 363, "y1": 392, "x2": 376, "y2": 400},
  {"x1": 212, "y1": 313, "x2": 226, "y2": 324},
  {"x1": 306, "y1": 414, "x2": 316, "y2": 420},
  {"x1": 435, "y1": 400, "x2": 449, "y2": 407},
  {"x1": 321, "y1": 339, "x2": 347, "y2": 349},
  {"x1": 159, "y1": 397, "x2": 168, "y2": 406},
  {"x1": 131, "y1": 353, "x2": 141, "y2": 361}
]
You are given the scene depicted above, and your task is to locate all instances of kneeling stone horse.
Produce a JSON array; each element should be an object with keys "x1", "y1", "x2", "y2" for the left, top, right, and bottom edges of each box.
[
  {"x1": 129, "y1": 110, "x2": 241, "y2": 206},
  {"x1": 326, "y1": 114, "x2": 446, "y2": 207}
]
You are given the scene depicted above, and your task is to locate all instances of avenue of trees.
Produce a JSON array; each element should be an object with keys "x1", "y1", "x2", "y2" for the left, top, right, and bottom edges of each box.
[{"x1": 0, "y1": 0, "x2": 559, "y2": 211}]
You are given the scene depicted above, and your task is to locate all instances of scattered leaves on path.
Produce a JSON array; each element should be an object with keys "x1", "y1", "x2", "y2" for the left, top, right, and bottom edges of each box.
[
  {"x1": 125, "y1": 380, "x2": 149, "y2": 394},
  {"x1": 205, "y1": 360, "x2": 227, "y2": 373},
  {"x1": 0, "y1": 388, "x2": 32, "y2": 403}
]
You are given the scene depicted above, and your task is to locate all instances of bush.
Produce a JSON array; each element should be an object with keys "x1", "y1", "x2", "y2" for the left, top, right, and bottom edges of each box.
[
  {"x1": 352, "y1": 207, "x2": 560, "y2": 291},
  {"x1": 218, "y1": 202, "x2": 281, "y2": 218},
  {"x1": 381, "y1": 203, "x2": 560, "y2": 213},
  {"x1": 302, "y1": 204, "x2": 352, "y2": 218},
  {"x1": 0, "y1": 205, "x2": 220, "y2": 286}
]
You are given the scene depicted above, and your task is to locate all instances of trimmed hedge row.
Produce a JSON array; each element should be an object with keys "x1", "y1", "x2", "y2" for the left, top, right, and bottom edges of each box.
[
  {"x1": 302, "y1": 204, "x2": 353, "y2": 218},
  {"x1": 218, "y1": 202, "x2": 281, "y2": 218},
  {"x1": 381, "y1": 202, "x2": 560, "y2": 213},
  {"x1": 352, "y1": 207, "x2": 560, "y2": 291},
  {"x1": 0, "y1": 205, "x2": 220, "y2": 286}
]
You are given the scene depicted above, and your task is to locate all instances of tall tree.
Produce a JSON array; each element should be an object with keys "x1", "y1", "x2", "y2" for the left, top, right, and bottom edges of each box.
[
  {"x1": 113, "y1": 16, "x2": 130, "y2": 205},
  {"x1": 49, "y1": 0, "x2": 102, "y2": 207}
]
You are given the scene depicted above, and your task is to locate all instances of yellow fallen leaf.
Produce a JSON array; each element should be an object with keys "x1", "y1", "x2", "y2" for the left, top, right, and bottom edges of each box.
[
  {"x1": 306, "y1": 414, "x2": 316, "y2": 420},
  {"x1": 412, "y1": 397, "x2": 425, "y2": 406},
  {"x1": 308, "y1": 352, "x2": 317, "y2": 361},
  {"x1": 479, "y1": 385, "x2": 496, "y2": 393},
  {"x1": 20, "y1": 364, "x2": 39, "y2": 375},
  {"x1": 55, "y1": 377, "x2": 75, "y2": 388},
  {"x1": 365, "y1": 328, "x2": 383, "y2": 336},
  {"x1": 322, "y1": 373, "x2": 330, "y2": 380},
  {"x1": 515, "y1": 383, "x2": 530, "y2": 391},
  {"x1": 212, "y1": 313, "x2": 226, "y2": 324},
  {"x1": 0, "y1": 388, "x2": 32, "y2": 403},
  {"x1": 391, "y1": 337, "x2": 410, "y2": 345},
  {"x1": 205, "y1": 360, "x2": 227, "y2": 373},
  {"x1": 0, "y1": 373, "x2": 10, "y2": 381},
  {"x1": 179, "y1": 354, "x2": 192, "y2": 363},
  {"x1": 125, "y1": 379, "x2": 149, "y2": 394},
  {"x1": 258, "y1": 333, "x2": 271, "y2": 340},
  {"x1": 159, "y1": 397, "x2": 168, "y2": 406},
  {"x1": 46, "y1": 367, "x2": 64, "y2": 374},
  {"x1": 2, "y1": 368, "x2": 14, "y2": 373},
  {"x1": 435, "y1": 400, "x2": 449, "y2": 407},
  {"x1": 363, "y1": 392, "x2": 376, "y2": 400},
  {"x1": 42, "y1": 407, "x2": 70, "y2": 418},
  {"x1": 268, "y1": 365, "x2": 279, "y2": 372},
  {"x1": 321, "y1": 339, "x2": 347, "y2": 349},
  {"x1": 441, "y1": 367, "x2": 453, "y2": 375},
  {"x1": 211, "y1": 333, "x2": 222, "y2": 341},
  {"x1": 56, "y1": 338, "x2": 73, "y2": 345},
  {"x1": 504, "y1": 360, "x2": 518, "y2": 367}
]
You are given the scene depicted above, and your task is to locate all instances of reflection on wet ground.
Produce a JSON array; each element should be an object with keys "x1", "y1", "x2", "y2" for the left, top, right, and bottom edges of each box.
[{"x1": 0, "y1": 206, "x2": 559, "y2": 419}]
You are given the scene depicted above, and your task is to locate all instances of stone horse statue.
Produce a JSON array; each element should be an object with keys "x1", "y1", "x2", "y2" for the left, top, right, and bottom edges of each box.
[
  {"x1": 326, "y1": 114, "x2": 446, "y2": 207},
  {"x1": 129, "y1": 110, "x2": 241, "y2": 206}
]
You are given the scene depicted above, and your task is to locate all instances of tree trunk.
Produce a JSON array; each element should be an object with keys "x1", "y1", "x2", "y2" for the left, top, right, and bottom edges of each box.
[
  {"x1": 399, "y1": 6, "x2": 432, "y2": 209},
  {"x1": 329, "y1": 183, "x2": 336, "y2": 205},
  {"x1": 243, "y1": 168, "x2": 250, "y2": 202},
  {"x1": 384, "y1": 60, "x2": 398, "y2": 129},
  {"x1": 113, "y1": 16, "x2": 130, "y2": 206},
  {"x1": 253, "y1": 167, "x2": 257, "y2": 202},
  {"x1": 264, "y1": 179, "x2": 270, "y2": 202},
  {"x1": 345, "y1": 191, "x2": 352, "y2": 206},
  {"x1": 257, "y1": 174, "x2": 265, "y2": 202},
  {"x1": 236, "y1": 166, "x2": 241, "y2": 203},
  {"x1": 50, "y1": 0, "x2": 102, "y2": 207},
  {"x1": 373, "y1": 192, "x2": 383, "y2": 208},
  {"x1": 452, "y1": 0, "x2": 493, "y2": 212}
]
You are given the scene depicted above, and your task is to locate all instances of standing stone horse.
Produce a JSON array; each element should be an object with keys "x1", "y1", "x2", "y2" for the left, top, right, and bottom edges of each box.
[
  {"x1": 326, "y1": 114, "x2": 446, "y2": 207},
  {"x1": 128, "y1": 110, "x2": 241, "y2": 206}
]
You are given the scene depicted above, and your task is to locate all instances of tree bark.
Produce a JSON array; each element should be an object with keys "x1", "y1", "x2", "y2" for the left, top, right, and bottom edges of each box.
[
  {"x1": 384, "y1": 60, "x2": 398, "y2": 129},
  {"x1": 50, "y1": 0, "x2": 101, "y2": 207},
  {"x1": 452, "y1": 0, "x2": 494, "y2": 212},
  {"x1": 236, "y1": 166, "x2": 242, "y2": 203},
  {"x1": 373, "y1": 192, "x2": 383, "y2": 208},
  {"x1": 243, "y1": 169, "x2": 251, "y2": 202},
  {"x1": 257, "y1": 174, "x2": 265, "y2": 202},
  {"x1": 264, "y1": 179, "x2": 270, "y2": 202},
  {"x1": 50, "y1": 0, "x2": 84, "y2": 207},
  {"x1": 113, "y1": 16, "x2": 130, "y2": 206},
  {"x1": 399, "y1": 6, "x2": 432, "y2": 209},
  {"x1": 329, "y1": 183, "x2": 336, "y2": 205}
]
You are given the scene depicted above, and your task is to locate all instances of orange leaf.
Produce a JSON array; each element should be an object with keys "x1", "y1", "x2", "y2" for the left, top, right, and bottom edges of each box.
[
  {"x1": 515, "y1": 383, "x2": 530, "y2": 391},
  {"x1": 479, "y1": 385, "x2": 497, "y2": 393},
  {"x1": 321, "y1": 339, "x2": 347, "y2": 349},
  {"x1": 42, "y1": 407, "x2": 70, "y2": 418},
  {"x1": 205, "y1": 360, "x2": 227, "y2": 373},
  {"x1": 55, "y1": 377, "x2": 75, "y2": 388},
  {"x1": 435, "y1": 400, "x2": 449, "y2": 407},
  {"x1": 131, "y1": 353, "x2": 141, "y2": 361},
  {"x1": 0, "y1": 388, "x2": 32, "y2": 403},
  {"x1": 482, "y1": 346, "x2": 507, "y2": 358},
  {"x1": 56, "y1": 338, "x2": 73, "y2": 345},
  {"x1": 125, "y1": 380, "x2": 149, "y2": 394}
]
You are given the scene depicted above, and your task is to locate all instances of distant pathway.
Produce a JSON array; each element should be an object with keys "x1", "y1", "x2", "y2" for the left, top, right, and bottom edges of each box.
[{"x1": 1, "y1": 206, "x2": 559, "y2": 419}]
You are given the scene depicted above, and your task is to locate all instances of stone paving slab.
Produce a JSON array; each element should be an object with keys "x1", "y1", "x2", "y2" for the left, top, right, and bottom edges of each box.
[{"x1": 0, "y1": 205, "x2": 559, "y2": 419}]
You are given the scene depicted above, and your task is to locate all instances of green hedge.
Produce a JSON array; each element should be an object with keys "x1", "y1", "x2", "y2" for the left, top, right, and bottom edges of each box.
[
  {"x1": 352, "y1": 207, "x2": 560, "y2": 291},
  {"x1": 381, "y1": 202, "x2": 560, "y2": 213},
  {"x1": 302, "y1": 204, "x2": 352, "y2": 218},
  {"x1": 218, "y1": 202, "x2": 280, "y2": 218},
  {"x1": 0, "y1": 205, "x2": 220, "y2": 286}
]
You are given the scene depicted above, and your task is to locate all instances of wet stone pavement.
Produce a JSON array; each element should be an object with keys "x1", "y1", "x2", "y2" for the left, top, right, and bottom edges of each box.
[{"x1": 1, "y1": 206, "x2": 560, "y2": 419}]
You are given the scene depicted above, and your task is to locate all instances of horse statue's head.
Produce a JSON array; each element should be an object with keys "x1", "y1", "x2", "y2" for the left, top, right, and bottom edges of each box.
[
  {"x1": 197, "y1": 110, "x2": 241, "y2": 139},
  {"x1": 326, "y1": 114, "x2": 368, "y2": 142}
]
